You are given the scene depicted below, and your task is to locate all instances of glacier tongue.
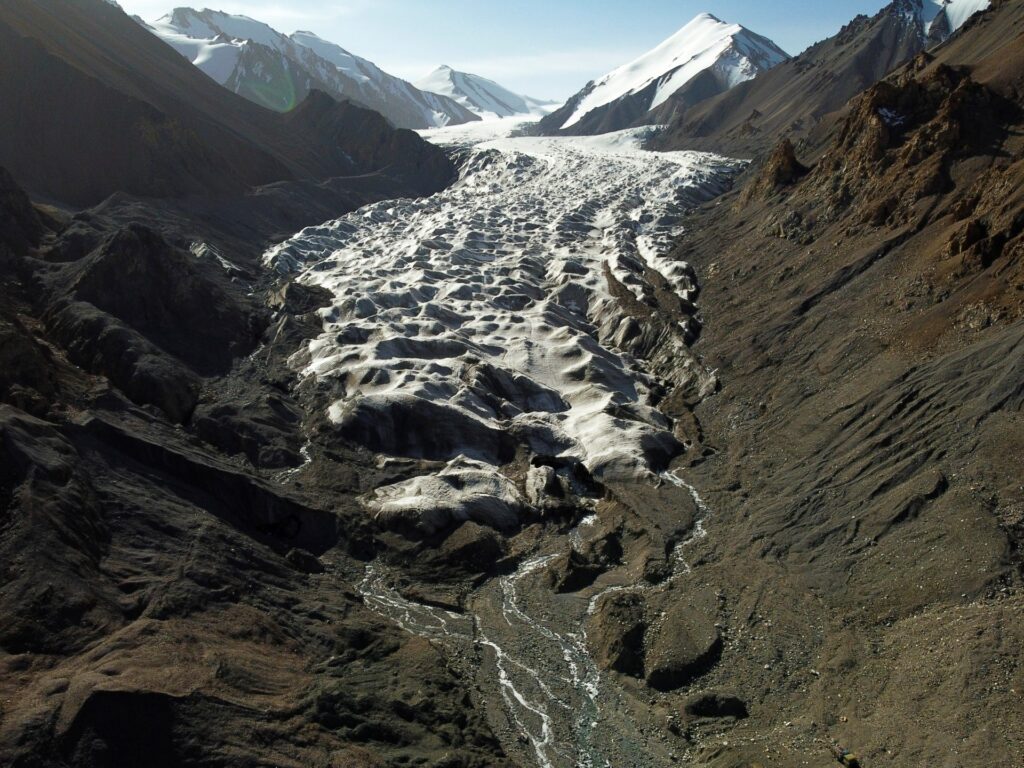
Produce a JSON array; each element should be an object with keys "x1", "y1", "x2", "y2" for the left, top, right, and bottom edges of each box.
[
  {"x1": 560, "y1": 13, "x2": 788, "y2": 130},
  {"x1": 265, "y1": 127, "x2": 743, "y2": 530}
]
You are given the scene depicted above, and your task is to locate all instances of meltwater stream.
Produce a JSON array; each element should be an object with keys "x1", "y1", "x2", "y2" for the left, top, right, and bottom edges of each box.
[
  {"x1": 269, "y1": 124, "x2": 736, "y2": 766},
  {"x1": 357, "y1": 467, "x2": 715, "y2": 768}
]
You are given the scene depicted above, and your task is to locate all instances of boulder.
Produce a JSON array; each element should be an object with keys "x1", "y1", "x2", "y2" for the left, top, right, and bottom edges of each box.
[
  {"x1": 267, "y1": 280, "x2": 333, "y2": 315},
  {"x1": 551, "y1": 530, "x2": 623, "y2": 593},
  {"x1": 645, "y1": 601, "x2": 722, "y2": 691},
  {"x1": 437, "y1": 521, "x2": 508, "y2": 573}
]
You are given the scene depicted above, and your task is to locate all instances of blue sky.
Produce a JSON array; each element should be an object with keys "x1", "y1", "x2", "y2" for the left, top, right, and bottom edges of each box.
[{"x1": 119, "y1": 0, "x2": 892, "y2": 100}]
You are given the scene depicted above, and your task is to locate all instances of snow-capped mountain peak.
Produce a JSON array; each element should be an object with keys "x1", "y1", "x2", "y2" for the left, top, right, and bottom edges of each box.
[
  {"x1": 558, "y1": 13, "x2": 788, "y2": 131},
  {"x1": 144, "y1": 8, "x2": 479, "y2": 128},
  {"x1": 159, "y1": 8, "x2": 283, "y2": 48},
  {"x1": 889, "y1": 0, "x2": 990, "y2": 43},
  {"x1": 415, "y1": 65, "x2": 556, "y2": 119}
]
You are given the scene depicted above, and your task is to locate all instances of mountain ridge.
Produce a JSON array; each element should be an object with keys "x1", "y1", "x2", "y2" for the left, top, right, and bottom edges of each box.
[
  {"x1": 0, "y1": 0, "x2": 454, "y2": 209},
  {"x1": 536, "y1": 12, "x2": 789, "y2": 136},
  {"x1": 651, "y1": 0, "x2": 991, "y2": 155},
  {"x1": 145, "y1": 7, "x2": 481, "y2": 129},
  {"x1": 415, "y1": 65, "x2": 556, "y2": 118}
]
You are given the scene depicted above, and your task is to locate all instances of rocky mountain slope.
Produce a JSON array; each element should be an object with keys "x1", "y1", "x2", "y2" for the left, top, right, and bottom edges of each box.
[
  {"x1": 652, "y1": 0, "x2": 991, "y2": 155},
  {"x1": 537, "y1": 13, "x2": 788, "y2": 136},
  {"x1": 0, "y1": 166, "x2": 510, "y2": 767},
  {"x1": 414, "y1": 65, "x2": 556, "y2": 118},
  {"x1": 145, "y1": 8, "x2": 480, "y2": 129},
  {"x1": 632, "y1": 0, "x2": 1024, "y2": 763},
  {"x1": 0, "y1": 0, "x2": 453, "y2": 217}
]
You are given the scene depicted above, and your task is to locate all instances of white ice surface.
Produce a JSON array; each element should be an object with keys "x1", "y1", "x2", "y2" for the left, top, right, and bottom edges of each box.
[
  {"x1": 562, "y1": 13, "x2": 787, "y2": 129},
  {"x1": 922, "y1": 0, "x2": 990, "y2": 33},
  {"x1": 266, "y1": 127, "x2": 742, "y2": 520},
  {"x1": 162, "y1": 8, "x2": 284, "y2": 49},
  {"x1": 148, "y1": 15, "x2": 244, "y2": 84}
]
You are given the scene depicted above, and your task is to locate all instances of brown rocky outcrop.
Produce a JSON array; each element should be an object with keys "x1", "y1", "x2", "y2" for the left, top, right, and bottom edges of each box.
[
  {"x1": 739, "y1": 139, "x2": 809, "y2": 204},
  {"x1": 643, "y1": 2, "x2": 1024, "y2": 762}
]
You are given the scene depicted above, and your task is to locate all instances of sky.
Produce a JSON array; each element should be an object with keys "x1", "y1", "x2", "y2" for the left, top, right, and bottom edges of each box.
[{"x1": 117, "y1": 0, "x2": 894, "y2": 101}]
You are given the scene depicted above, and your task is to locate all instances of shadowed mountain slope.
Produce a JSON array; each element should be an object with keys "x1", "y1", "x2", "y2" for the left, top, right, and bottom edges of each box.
[
  {"x1": 0, "y1": 0, "x2": 454, "y2": 208},
  {"x1": 145, "y1": 9, "x2": 480, "y2": 129}
]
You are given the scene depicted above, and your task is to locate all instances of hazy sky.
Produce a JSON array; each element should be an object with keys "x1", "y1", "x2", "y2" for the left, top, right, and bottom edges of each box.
[{"x1": 118, "y1": 1, "x2": 893, "y2": 100}]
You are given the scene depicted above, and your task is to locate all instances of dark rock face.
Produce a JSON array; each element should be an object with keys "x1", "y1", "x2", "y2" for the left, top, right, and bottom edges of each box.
[
  {"x1": 0, "y1": 166, "x2": 42, "y2": 252},
  {"x1": 285, "y1": 91, "x2": 457, "y2": 197},
  {"x1": 683, "y1": 692, "x2": 749, "y2": 720},
  {"x1": 0, "y1": 7, "x2": 286, "y2": 206},
  {"x1": 437, "y1": 521, "x2": 508, "y2": 573},
  {"x1": 0, "y1": 315, "x2": 58, "y2": 415},
  {"x1": 266, "y1": 280, "x2": 333, "y2": 315},
  {"x1": 465, "y1": 362, "x2": 569, "y2": 417},
  {"x1": 37, "y1": 222, "x2": 271, "y2": 423},
  {"x1": 47, "y1": 301, "x2": 202, "y2": 422},
  {"x1": 336, "y1": 395, "x2": 517, "y2": 465},
  {"x1": 552, "y1": 530, "x2": 623, "y2": 593},
  {"x1": 192, "y1": 395, "x2": 304, "y2": 469},
  {"x1": 585, "y1": 589, "x2": 721, "y2": 690},
  {"x1": 810, "y1": 61, "x2": 1014, "y2": 224},
  {"x1": 0, "y1": 407, "x2": 116, "y2": 656},
  {"x1": 739, "y1": 139, "x2": 809, "y2": 204},
  {"x1": 54, "y1": 225, "x2": 264, "y2": 375}
]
